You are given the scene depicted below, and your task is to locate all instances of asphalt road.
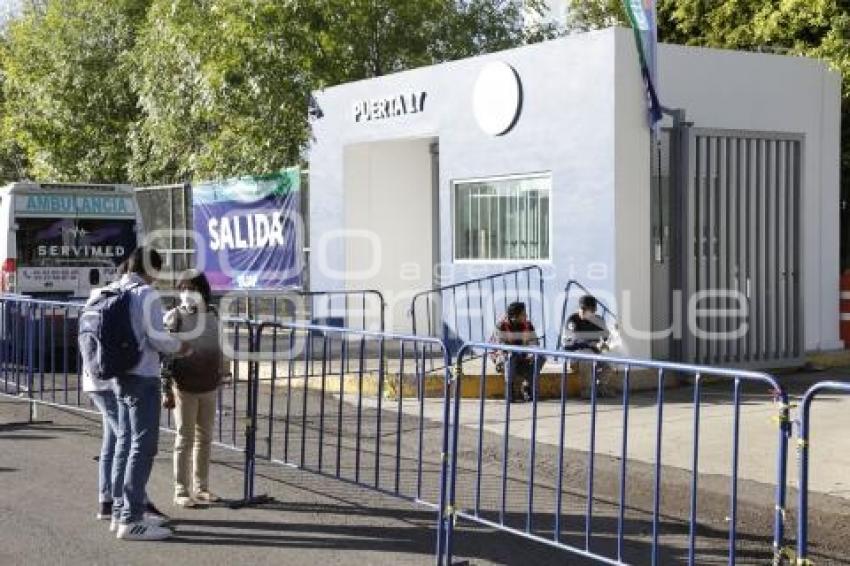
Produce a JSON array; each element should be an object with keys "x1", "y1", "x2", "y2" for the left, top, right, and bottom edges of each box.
[
  {"x1": 2, "y1": 377, "x2": 849, "y2": 565},
  {"x1": 0, "y1": 398, "x2": 596, "y2": 566}
]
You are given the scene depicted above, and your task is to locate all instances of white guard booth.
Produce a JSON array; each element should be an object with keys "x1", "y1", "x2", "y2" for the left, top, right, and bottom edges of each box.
[{"x1": 307, "y1": 27, "x2": 841, "y2": 367}]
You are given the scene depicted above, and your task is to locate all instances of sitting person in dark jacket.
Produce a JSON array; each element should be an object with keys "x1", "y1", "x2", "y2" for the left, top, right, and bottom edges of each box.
[
  {"x1": 562, "y1": 294, "x2": 618, "y2": 397},
  {"x1": 562, "y1": 295, "x2": 611, "y2": 354},
  {"x1": 489, "y1": 301, "x2": 541, "y2": 403}
]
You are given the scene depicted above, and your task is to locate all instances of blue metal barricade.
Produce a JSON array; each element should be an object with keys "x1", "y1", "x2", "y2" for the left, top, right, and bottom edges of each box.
[
  {"x1": 220, "y1": 289, "x2": 386, "y2": 331},
  {"x1": 409, "y1": 266, "x2": 547, "y2": 369},
  {"x1": 219, "y1": 289, "x2": 387, "y2": 378},
  {"x1": 795, "y1": 381, "x2": 850, "y2": 565},
  {"x1": 6, "y1": 291, "x2": 847, "y2": 565},
  {"x1": 441, "y1": 342, "x2": 792, "y2": 566},
  {"x1": 246, "y1": 321, "x2": 454, "y2": 563},
  {"x1": 216, "y1": 316, "x2": 259, "y2": 456},
  {"x1": 0, "y1": 294, "x2": 256, "y2": 455},
  {"x1": 0, "y1": 296, "x2": 85, "y2": 411}
]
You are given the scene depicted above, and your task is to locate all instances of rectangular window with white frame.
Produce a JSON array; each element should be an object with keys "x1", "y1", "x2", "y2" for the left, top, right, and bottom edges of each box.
[{"x1": 453, "y1": 173, "x2": 551, "y2": 261}]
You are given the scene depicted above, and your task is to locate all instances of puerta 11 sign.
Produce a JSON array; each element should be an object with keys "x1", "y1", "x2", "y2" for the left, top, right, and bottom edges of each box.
[{"x1": 192, "y1": 169, "x2": 303, "y2": 291}]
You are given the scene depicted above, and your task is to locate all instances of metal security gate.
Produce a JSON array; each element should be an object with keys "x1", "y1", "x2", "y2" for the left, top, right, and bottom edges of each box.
[
  {"x1": 685, "y1": 129, "x2": 804, "y2": 367},
  {"x1": 135, "y1": 183, "x2": 195, "y2": 280},
  {"x1": 653, "y1": 120, "x2": 804, "y2": 368}
]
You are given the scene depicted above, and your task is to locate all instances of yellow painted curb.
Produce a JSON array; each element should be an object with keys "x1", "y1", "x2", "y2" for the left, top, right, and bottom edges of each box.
[
  {"x1": 252, "y1": 370, "x2": 585, "y2": 400},
  {"x1": 383, "y1": 370, "x2": 585, "y2": 400},
  {"x1": 247, "y1": 362, "x2": 670, "y2": 400},
  {"x1": 806, "y1": 349, "x2": 850, "y2": 369}
]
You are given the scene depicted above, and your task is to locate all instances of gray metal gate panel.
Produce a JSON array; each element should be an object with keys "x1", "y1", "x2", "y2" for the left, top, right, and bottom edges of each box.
[
  {"x1": 683, "y1": 129, "x2": 804, "y2": 368},
  {"x1": 135, "y1": 183, "x2": 195, "y2": 279}
]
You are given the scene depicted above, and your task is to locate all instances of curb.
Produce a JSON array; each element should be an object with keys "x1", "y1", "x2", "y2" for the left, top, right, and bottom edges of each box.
[
  {"x1": 251, "y1": 363, "x2": 675, "y2": 400},
  {"x1": 805, "y1": 349, "x2": 850, "y2": 370}
]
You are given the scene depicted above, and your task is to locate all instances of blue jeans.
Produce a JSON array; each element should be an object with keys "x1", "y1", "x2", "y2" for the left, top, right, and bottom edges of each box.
[
  {"x1": 88, "y1": 390, "x2": 119, "y2": 503},
  {"x1": 112, "y1": 377, "x2": 161, "y2": 524}
]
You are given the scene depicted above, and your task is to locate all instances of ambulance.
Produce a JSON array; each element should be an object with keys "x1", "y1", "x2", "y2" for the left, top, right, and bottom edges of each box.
[{"x1": 0, "y1": 182, "x2": 142, "y2": 299}]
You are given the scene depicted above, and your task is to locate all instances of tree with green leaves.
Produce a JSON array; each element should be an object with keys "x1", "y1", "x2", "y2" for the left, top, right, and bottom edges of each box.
[
  {"x1": 1, "y1": 0, "x2": 554, "y2": 184},
  {"x1": 567, "y1": 1, "x2": 848, "y2": 65},
  {"x1": 298, "y1": 0, "x2": 555, "y2": 84},
  {"x1": 565, "y1": 0, "x2": 627, "y2": 31},
  {"x1": 565, "y1": 0, "x2": 848, "y2": 128},
  {"x1": 0, "y1": 40, "x2": 28, "y2": 183},
  {"x1": 129, "y1": 0, "x2": 556, "y2": 182},
  {"x1": 127, "y1": 0, "x2": 313, "y2": 183},
  {"x1": 1, "y1": 0, "x2": 149, "y2": 182}
]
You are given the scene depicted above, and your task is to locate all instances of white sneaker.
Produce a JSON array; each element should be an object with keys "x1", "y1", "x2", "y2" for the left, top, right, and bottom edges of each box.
[
  {"x1": 111, "y1": 515, "x2": 166, "y2": 533},
  {"x1": 193, "y1": 491, "x2": 219, "y2": 503},
  {"x1": 173, "y1": 495, "x2": 195, "y2": 508},
  {"x1": 116, "y1": 521, "x2": 172, "y2": 541}
]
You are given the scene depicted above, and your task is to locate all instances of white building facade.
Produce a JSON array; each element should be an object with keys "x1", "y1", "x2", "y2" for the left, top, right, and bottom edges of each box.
[{"x1": 306, "y1": 27, "x2": 842, "y2": 367}]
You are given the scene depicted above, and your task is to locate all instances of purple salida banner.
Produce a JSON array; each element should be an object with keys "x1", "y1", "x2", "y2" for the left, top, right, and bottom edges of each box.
[{"x1": 192, "y1": 169, "x2": 303, "y2": 291}]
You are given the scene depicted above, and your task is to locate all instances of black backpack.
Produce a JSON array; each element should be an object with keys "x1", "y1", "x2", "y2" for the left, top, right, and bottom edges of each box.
[{"x1": 79, "y1": 284, "x2": 141, "y2": 379}]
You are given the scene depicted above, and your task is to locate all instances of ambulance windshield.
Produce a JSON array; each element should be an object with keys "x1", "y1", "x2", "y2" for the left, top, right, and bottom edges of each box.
[{"x1": 16, "y1": 218, "x2": 136, "y2": 268}]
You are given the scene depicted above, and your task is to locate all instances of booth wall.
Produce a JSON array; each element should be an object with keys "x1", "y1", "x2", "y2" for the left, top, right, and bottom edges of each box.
[
  {"x1": 659, "y1": 44, "x2": 843, "y2": 352},
  {"x1": 614, "y1": 29, "x2": 653, "y2": 357},
  {"x1": 309, "y1": 30, "x2": 631, "y2": 346},
  {"x1": 307, "y1": 27, "x2": 842, "y2": 356},
  {"x1": 343, "y1": 139, "x2": 436, "y2": 332}
]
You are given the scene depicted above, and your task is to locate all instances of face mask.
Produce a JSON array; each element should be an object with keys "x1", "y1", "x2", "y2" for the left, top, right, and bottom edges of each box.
[{"x1": 180, "y1": 290, "x2": 200, "y2": 308}]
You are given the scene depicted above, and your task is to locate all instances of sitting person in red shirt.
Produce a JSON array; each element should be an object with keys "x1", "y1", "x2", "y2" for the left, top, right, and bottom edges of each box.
[{"x1": 489, "y1": 301, "x2": 541, "y2": 403}]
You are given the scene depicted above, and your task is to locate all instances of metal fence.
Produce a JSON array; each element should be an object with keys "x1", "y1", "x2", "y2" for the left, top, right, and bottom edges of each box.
[
  {"x1": 409, "y1": 266, "x2": 547, "y2": 364},
  {"x1": 219, "y1": 288, "x2": 386, "y2": 332},
  {"x1": 795, "y1": 381, "x2": 850, "y2": 565},
  {"x1": 2, "y1": 292, "x2": 849, "y2": 565},
  {"x1": 1, "y1": 295, "x2": 85, "y2": 407},
  {"x1": 556, "y1": 279, "x2": 618, "y2": 349},
  {"x1": 0, "y1": 293, "x2": 452, "y2": 560},
  {"x1": 242, "y1": 321, "x2": 456, "y2": 560},
  {"x1": 216, "y1": 289, "x2": 387, "y2": 379},
  {"x1": 442, "y1": 343, "x2": 793, "y2": 566},
  {"x1": 0, "y1": 294, "x2": 255, "y2": 453}
]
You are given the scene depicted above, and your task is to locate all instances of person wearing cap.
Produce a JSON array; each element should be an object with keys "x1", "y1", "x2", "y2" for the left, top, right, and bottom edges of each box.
[{"x1": 489, "y1": 301, "x2": 541, "y2": 402}]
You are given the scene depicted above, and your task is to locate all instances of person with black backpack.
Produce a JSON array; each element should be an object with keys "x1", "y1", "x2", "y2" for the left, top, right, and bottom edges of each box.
[
  {"x1": 80, "y1": 247, "x2": 189, "y2": 541},
  {"x1": 82, "y1": 261, "x2": 169, "y2": 526}
]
